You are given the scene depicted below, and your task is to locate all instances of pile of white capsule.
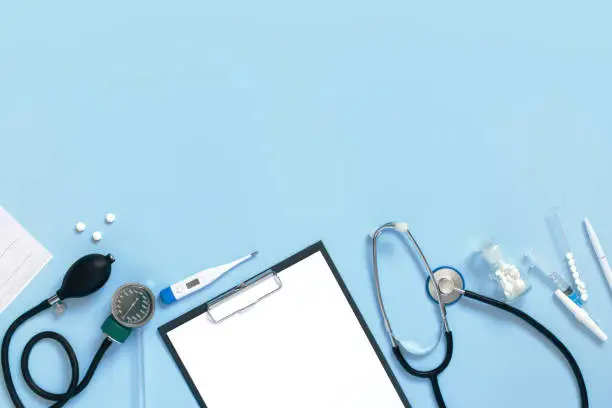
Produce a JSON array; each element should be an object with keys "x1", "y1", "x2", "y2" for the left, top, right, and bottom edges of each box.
[{"x1": 495, "y1": 262, "x2": 528, "y2": 300}]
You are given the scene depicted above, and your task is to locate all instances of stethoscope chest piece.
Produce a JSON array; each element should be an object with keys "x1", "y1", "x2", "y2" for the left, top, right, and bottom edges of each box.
[{"x1": 426, "y1": 266, "x2": 465, "y2": 305}]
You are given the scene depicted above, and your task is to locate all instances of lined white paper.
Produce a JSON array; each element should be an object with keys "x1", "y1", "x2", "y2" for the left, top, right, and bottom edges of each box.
[
  {"x1": 167, "y1": 251, "x2": 406, "y2": 408},
  {"x1": 0, "y1": 208, "x2": 52, "y2": 313}
]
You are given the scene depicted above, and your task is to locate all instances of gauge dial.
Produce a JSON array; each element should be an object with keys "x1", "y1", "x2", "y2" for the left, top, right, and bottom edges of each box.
[{"x1": 111, "y1": 283, "x2": 155, "y2": 328}]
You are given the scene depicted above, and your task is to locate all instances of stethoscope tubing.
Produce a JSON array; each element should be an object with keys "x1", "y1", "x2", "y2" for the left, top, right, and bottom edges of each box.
[
  {"x1": 392, "y1": 288, "x2": 588, "y2": 408},
  {"x1": 371, "y1": 222, "x2": 589, "y2": 408},
  {"x1": 461, "y1": 290, "x2": 588, "y2": 408}
]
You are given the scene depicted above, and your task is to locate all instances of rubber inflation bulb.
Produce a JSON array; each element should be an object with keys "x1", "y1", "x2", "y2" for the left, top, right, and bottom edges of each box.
[{"x1": 56, "y1": 254, "x2": 115, "y2": 300}]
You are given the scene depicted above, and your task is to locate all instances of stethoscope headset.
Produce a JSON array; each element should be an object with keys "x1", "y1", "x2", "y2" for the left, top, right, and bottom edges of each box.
[
  {"x1": 1, "y1": 254, "x2": 155, "y2": 408},
  {"x1": 371, "y1": 222, "x2": 589, "y2": 408}
]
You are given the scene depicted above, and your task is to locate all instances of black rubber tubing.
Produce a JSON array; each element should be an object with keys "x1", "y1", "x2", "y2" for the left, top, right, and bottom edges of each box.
[
  {"x1": 464, "y1": 290, "x2": 588, "y2": 408},
  {"x1": 392, "y1": 331, "x2": 453, "y2": 408},
  {"x1": 391, "y1": 291, "x2": 588, "y2": 408},
  {"x1": 1, "y1": 300, "x2": 113, "y2": 408}
]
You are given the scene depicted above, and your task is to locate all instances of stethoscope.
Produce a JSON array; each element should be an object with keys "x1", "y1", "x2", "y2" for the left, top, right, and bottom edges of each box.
[{"x1": 371, "y1": 222, "x2": 589, "y2": 408}]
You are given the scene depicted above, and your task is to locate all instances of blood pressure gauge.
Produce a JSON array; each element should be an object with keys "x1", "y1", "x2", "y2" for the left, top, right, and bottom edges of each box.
[{"x1": 102, "y1": 283, "x2": 156, "y2": 343}]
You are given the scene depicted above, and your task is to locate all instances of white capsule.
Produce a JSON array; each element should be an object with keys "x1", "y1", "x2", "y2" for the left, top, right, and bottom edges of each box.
[
  {"x1": 514, "y1": 280, "x2": 527, "y2": 294},
  {"x1": 105, "y1": 213, "x2": 116, "y2": 224},
  {"x1": 566, "y1": 252, "x2": 574, "y2": 260},
  {"x1": 75, "y1": 222, "x2": 86, "y2": 233},
  {"x1": 581, "y1": 293, "x2": 589, "y2": 302},
  {"x1": 568, "y1": 258, "x2": 576, "y2": 267},
  {"x1": 92, "y1": 231, "x2": 102, "y2": 242},
  {"x1": 570, "y1": 265, "x2": 578, "y2": 274}
]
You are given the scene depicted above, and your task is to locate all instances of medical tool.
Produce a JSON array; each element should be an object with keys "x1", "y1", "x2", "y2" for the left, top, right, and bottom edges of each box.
[
  {"x1": 371, "y1": 222, "x2": 588, "y2": 408},
  {"x1": 585, "y1": 218, "x2": 612, "y2": 292},
  {"x1": 524, "y1": 255, "x2": 606, "y2": 341},
  {"x1": 524, "y1": 254, "x2": 582, "y2": 306},
  {"x1": 160, "y1": 251, "x2": 258, "y2": 305},
  {"x1": 556, "y1": 290, "x2": 607, "y2": 342},
  {"x1": 547, "y1": 209, "x2": 588, "y2": 302},
  {"x1": 1, "y1": 254, "x2": 156, "y2": 407},
  {"x1": 102, "y1": 283, "x2": 156, "y2": 343}
]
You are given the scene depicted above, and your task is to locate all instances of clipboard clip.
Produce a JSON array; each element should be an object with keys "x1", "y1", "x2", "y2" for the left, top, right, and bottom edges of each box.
[{"x1": 206, "y1": 269, "x2": 283, "y2": 323}]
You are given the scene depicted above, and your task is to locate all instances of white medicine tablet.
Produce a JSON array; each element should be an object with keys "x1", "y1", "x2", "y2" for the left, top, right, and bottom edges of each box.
[
  {"x1": 92, "y1": 231, "x2": 102, "y2": 242},
  {"x1": 75, "y1": 222, "x2": 86, "y2": 233},
  {"x1": 105, "y1": 213, "x2": 116, "y2": 224},
  {"x1": 581, "y1": 293, "x2": 589, "y2": 302}
]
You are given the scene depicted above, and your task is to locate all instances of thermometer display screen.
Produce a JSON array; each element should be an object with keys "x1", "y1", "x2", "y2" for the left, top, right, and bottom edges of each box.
[{"x1": 186, "y1": 278, "x2": 200, "y2": 289}]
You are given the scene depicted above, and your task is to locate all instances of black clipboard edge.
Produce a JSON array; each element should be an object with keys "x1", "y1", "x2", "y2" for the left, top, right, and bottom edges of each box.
[{"x1": 158, "y1": 241, "x2": 411, "y2": 408}]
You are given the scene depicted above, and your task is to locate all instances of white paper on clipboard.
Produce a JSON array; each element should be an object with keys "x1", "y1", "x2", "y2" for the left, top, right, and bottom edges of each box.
[{"x1": 160, "y1": 243, "x2": 408, "y2": 408}]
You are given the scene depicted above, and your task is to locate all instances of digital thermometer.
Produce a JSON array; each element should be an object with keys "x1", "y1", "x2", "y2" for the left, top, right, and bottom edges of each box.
[{"x1": 159, "y1": 251, "x2": 257, "y2": 304}]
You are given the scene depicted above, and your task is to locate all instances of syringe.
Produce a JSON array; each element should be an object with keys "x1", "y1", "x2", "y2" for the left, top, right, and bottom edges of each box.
[
  {"x1": 524, "y1": 254, "x2": 607, "y2": 341},
  {"x1": 523, "y1": 254, "x2": 582, "y2": 306},
  {"x1": 546, "y1": 208, "x2": 588, "y2": 302}
]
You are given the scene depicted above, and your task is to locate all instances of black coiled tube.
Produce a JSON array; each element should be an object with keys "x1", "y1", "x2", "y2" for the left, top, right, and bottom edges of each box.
[{"x1": 2, "y1": 300, "x2": 113, "y2": 407}]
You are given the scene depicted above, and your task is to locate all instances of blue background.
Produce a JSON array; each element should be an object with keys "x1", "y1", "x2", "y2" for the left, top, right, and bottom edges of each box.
[{"x1": 1, "y1": 1, "x2": 611, "y2": 407}]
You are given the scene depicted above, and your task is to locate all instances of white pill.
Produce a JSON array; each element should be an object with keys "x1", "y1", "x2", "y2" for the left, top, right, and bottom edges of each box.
[
  {"x1": 568, "y1": 258, "x2": 576, "y2": 267},
  {"x1": 575, "y1": 279, "x2": 585, "y2": 287},
  {"x1": 566, "y1": 252, "x2": 574, "y2": 260},
  {"x1": 514, "y1": 280, "x2": 526, "y2": 293},
  {"x1": 92, "y1": 231, "x2": 102, "y2": 242},
  {"x1": 581, "y1": 293, "x2": 589, "y2": 302},
  {"x1": 105, "y1": 213, "x2": 116, "y2": 224},
  {"x1": 75, "y1": 222, "x2": 86, "y2": 233},
  {"x1": 570, "y1": 265, "x2": 578, "y2": 274},
  {"x1": 572, "y1": 272, "x2": 580, "y2": 279}
]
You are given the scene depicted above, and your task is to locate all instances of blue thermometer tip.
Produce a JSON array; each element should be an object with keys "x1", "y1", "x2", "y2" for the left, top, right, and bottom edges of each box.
[{"x1": 159, "y1": 287, "x2": 176, "y2": 304}]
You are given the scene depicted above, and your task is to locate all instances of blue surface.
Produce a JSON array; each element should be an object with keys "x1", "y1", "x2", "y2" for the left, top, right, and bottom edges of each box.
[{"x1": 1, "y1": 1, "x2": 611, "y2": 407}]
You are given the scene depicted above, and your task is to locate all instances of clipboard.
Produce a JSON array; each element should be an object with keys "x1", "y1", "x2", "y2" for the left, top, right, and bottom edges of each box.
[{"x1": 158, "y1": 242, "x2": 410, "y2": 408}]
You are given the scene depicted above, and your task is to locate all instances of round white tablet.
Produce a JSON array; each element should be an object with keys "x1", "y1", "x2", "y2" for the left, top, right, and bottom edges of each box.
[
  {"x1": 105, "y1": 213, "x2": 116, "y2": 224},
  {"x1": 92, "y1": 231, "x2": 102, "y2": 242},
  {"x1": 75, "y1": 222, "x2": 86, "y2": 233}
]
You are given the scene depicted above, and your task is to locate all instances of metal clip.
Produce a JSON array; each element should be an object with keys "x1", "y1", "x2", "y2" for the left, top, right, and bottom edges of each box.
[
  {"x1": 206, "y1": 269, "x2": 283, "y2": 324},
  {"x1": 47, "y1": 294, "x2": 66, "y2": 315}
]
